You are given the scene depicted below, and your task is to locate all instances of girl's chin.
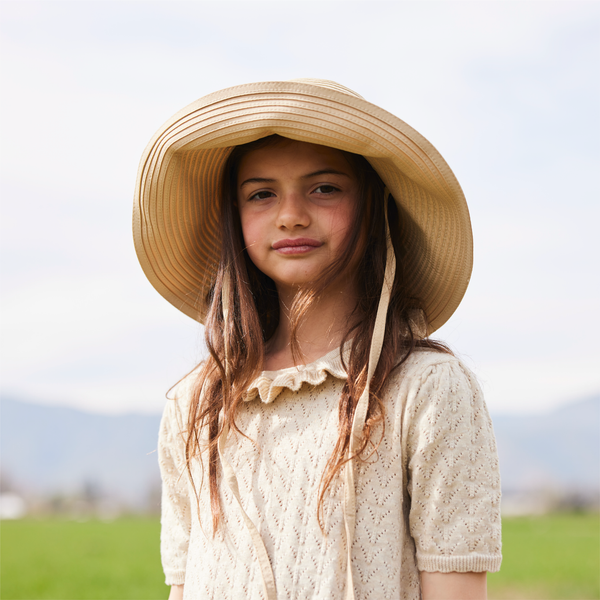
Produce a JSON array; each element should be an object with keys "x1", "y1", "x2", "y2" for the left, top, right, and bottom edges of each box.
[
  {"x1": 273, "y1": 278, "x2": 317, "y2": 292},
  {"x1": 272, "y1": 274, "x2": 357, "y2": 298},
  {"x1": 263, "y1": 267, "x2": 326, "y2": 290}
]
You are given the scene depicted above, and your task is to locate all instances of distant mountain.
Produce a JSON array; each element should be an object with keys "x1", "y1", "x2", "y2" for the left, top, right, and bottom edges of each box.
[
  {"x1": 1, "y1": 395, "x2": 599, "y2": 511},
  {"x1": 0, "y1": 397, "x2": 162, "y2": 509},
  {"x1": 491, "y1": 395, "x2": 600, "y2": 493}
]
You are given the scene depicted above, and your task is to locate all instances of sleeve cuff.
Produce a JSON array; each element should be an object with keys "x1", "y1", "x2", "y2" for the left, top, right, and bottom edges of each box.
[
  {"x1": 165, "y1": 569, "x2": 186, "y2": 586},
  {"x1": 417, "y1": 553, "x2": 502, "y2": 573}
]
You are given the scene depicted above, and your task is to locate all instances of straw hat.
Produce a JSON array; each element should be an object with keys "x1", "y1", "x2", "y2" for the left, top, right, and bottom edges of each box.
[{"x1": 133, "y1": 79, "x2": 472, "y2": 334}]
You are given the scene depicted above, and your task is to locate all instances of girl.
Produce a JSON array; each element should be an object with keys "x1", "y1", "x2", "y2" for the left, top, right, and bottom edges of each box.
[{"x1": 134, "y1": 79, "x2": 502, "y2": 600}]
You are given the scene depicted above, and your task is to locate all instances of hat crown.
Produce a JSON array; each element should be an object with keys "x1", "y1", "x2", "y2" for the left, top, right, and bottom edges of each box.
[{"x1": 286, "y1": 78, "x2": 364, "y2": 100}]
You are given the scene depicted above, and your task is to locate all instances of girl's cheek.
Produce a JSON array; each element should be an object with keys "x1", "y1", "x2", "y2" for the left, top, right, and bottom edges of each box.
[
  {"x1": 239, "y1": 213, "x2": 257, "y2": 246},
  {"x1": 240, "y1": 218, "x2": 266, "y2": 264},
  {"x1": 242, "y1": 230, "x2": 260, "y2": 254}
]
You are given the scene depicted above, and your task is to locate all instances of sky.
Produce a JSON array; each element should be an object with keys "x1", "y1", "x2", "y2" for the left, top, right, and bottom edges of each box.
[{"x1": 0, "y1": 0, "x2": 599, "y2": 416}]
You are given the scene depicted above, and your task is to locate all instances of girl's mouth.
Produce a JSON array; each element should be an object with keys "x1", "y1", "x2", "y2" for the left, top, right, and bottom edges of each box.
[{"x1": 272, "y1": 238, "x2": 323, "y2": 255}]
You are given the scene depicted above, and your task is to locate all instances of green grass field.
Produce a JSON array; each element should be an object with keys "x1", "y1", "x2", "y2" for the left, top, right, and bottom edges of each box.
[
  {"x1": 1, "y1": 513, "x2": 598, "y2": 599},
  {"x1": 488, "y1": 513, "x2": 600, "y2": 600},
  {"x1": 1, "y1": 517, "x2": 168, "y2": 600}
]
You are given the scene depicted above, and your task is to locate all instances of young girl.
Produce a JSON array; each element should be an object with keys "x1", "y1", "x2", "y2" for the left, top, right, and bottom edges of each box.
[{"x1": 134, "y1": 79, "x2": 502, "y2": 600}]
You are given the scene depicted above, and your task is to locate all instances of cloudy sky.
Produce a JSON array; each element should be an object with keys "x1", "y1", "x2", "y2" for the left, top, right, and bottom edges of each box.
[{"x1": 1, "y1": 0, "x2": 598, "y2": 415}]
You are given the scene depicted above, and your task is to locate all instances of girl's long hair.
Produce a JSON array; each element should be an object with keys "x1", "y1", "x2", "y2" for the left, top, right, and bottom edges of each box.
[{"x1": 185, "y1": 135, "x2": 451, "y2": 531}]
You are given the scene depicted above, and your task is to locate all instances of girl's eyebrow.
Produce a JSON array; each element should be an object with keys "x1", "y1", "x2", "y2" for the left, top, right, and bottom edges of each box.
[
  {"x1": 239, "y1": 177, "x2": 275, "y2": 188},
  {"x1": 239, "y1": 169, "x2": 350, "y2": 189},
  {"x1": 301, "y1": 169, "x2": 350, "y2": 180}
]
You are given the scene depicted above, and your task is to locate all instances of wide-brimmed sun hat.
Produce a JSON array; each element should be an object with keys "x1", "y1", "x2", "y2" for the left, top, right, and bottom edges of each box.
[{"x1": 133, "y1": 79, "x2": 472, "y2": 334}]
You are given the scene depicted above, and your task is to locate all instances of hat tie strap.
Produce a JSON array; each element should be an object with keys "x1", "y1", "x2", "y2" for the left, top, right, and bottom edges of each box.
[
  {"x1": 219, "y1": 271, "x2": 277, "y2": 600},
  {"x1": 343, "y1": 190, "x2": 396, "y2": 600},
  {"x1": 217, "y1": 421, "x2": 277, "y2": 600}
]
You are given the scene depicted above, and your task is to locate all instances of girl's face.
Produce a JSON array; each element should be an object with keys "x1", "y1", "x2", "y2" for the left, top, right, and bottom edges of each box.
[{"x1": 237, "y1": 139, "x2": 360, "y2": 295}]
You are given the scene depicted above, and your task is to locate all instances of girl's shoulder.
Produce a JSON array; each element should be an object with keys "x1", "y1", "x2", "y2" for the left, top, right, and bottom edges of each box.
[
  {"x1": 384, "y1": 347, "x2": 483, "y2": 406},
  {"x1": 393, "y1": 346, "x2": 465, "y2": 376},
  {"x1": 162, "y1": 364, "x2": 205, "y2": 425}
]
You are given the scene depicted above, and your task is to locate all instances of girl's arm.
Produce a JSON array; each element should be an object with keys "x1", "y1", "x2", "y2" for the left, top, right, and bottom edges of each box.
[
  {"x1": 168, "y1": 584, "x2": 184, "y2": 600},
  {"x1": 421, "y1": 572, "x2": 487, "y2": 600},
  {"x1": 158, "y1": 394, "x2": 192, "y2": 589},
  {"x1": 403, "y1": 359, "x2": 502, "y2": 588}
]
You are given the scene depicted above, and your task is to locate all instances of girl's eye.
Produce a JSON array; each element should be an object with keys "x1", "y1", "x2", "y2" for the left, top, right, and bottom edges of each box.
[
  {"x1": 313, "y1": 185, "x2": 340, "y2": 195},
  {"x1": 249, "y1": 190, "x2": 275, "y2": 201}
]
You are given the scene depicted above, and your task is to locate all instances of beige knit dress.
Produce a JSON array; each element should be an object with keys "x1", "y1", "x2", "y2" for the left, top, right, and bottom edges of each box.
[{"x1": 158, "y1": 347, "x2": 502, "y2": 599}]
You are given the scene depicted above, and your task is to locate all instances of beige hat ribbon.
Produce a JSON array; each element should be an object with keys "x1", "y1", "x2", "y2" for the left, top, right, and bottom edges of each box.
[
  {"x1": 217, "y1": 422, "x2": 277, "y2": 600},
  {"x1": 343, "y1": 190, "x2": 396, "y2": 600},
  {"x1": 218, "y1": 272, "x2": 277, "y2": 600}
]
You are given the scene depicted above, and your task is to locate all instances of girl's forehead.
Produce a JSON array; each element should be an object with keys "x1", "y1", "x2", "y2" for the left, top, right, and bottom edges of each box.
[{"x1": 237, "y1": 139, "x2": 354, "y2": 180}]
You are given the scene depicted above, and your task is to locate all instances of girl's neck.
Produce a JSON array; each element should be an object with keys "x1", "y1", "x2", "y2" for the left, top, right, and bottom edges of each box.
[{"x1": 263, "y1": 281, "x2": 359, "y2": 371}]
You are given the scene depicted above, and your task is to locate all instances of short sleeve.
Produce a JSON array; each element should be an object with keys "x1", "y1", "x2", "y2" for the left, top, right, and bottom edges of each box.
[
  {"x1": 404, "y1": 359, "x2": 502, "y2": 573},
  {"x1": 158, "y1": 393, "x2": 192, "y2": 585}
]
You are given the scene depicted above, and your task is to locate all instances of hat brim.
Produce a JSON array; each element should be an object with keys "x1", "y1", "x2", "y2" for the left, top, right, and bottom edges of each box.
[{"x1": 133, "y1": 81, "x2": 472, "y2": 334}]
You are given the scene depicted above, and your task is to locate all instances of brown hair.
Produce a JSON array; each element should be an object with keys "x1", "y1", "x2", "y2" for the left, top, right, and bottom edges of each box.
[{"x1": 184, "y1": 135, "x2": 451, "y2": 531}]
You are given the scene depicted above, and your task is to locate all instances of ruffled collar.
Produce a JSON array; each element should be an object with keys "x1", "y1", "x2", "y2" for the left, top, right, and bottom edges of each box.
[{"x1": 245, "y1": 345, "x2": 349, "y2": 404}]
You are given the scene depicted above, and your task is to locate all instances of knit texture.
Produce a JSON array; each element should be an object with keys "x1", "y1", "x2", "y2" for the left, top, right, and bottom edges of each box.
[{"x1": 158, "y1": 349, "x2": 502, "y2": 599}]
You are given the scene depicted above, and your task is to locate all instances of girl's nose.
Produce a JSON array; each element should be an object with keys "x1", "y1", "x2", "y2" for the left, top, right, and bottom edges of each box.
[{"x1": 275, "y1": 191, "x2": 310, "y2": 230}]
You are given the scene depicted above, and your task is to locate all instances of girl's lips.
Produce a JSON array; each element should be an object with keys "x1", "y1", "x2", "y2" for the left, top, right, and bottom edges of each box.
[{"x1": 272, "y1": 238, "x2": 323, "y2": 255}]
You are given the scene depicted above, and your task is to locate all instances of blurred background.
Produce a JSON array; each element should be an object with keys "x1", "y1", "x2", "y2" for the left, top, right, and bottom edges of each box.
[{"x1": 1, "y1": 1, "x2": 599, "y2": 599}]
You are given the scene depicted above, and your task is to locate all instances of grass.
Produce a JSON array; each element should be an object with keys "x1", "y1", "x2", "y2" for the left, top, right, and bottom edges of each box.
[
  {"x1": 1, "y1": 513, "x2": 598, "y2": 599},
  {"x1": 488, "y1": 512, "x2": 600, "y2": 599},
  {"x1": 1, "y1": 517, "x2": 168, "y2": 600}
]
